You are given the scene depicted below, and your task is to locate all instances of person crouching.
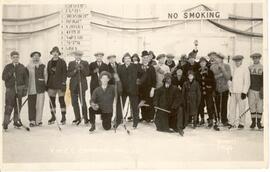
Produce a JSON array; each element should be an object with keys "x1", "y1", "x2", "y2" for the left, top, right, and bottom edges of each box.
[
  {"x1": 89, "y1": 71, "x2": 122, "y2": 132},
  {"x1": 153, "y1": 73, "x2": 185, "y2": 136}
]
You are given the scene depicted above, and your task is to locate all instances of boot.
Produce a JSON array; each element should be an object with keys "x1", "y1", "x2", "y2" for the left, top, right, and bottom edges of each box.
[
  {"x1": 199, "y1": 118, "x2": 205, "y2": 125},
  {"x1": 213, "y1": 124, "x2": 220, "y2": 131},
  {"x1": 84, "y1": 119, "x2": 89, "y2": 125},
  {"x1": 29, "y1": 121, "x2": 35, "y2": 127},
  {"x1": 179, "y1": 129, "x2": 184, "y2": 136},
  {"x1": 48, "y1": 115, "x2": 56, "y2": 125},
  {"x1": 89, "y1": 123, "x2": 96, "y2": 132},
  {"x1": 257, "y1": 119, "x2": 264, "y2": 129},
  {"x1": 238, "y1": 124, "x2": 244, "y2": 129},
  {"x1": 193, "y1": 118, "x2": 197, "y2": 129},
  {"x1": 3, "y1": 123, "x2": 8, "y2": 131},
  {"x1": 207, "y1": 119, "x2": 213, "y2": 128},
  {"x1": 72, "y1": 119, "x2": 81, "y2": 126},
  {"x1": 60, "y1": 115, "x2": 66, "y2": 125},
  {"x1": 14, "y1": 120, "x2": 22, "y2": 128},
  {"x1": 250, "y1": 118, "x2": 256, "y2": 129}
]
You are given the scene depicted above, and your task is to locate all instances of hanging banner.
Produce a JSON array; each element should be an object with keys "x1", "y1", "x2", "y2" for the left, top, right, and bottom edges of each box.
[{"x1": 60, "y1": 4, "x2": 91, "y2": 58}]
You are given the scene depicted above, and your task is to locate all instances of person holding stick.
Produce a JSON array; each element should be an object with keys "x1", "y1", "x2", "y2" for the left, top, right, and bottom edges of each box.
[
  {"x1": 153, "y1": 73, "x2": 185, "y2": 136},
  {"x1": 67, "y1": 50, "x2": 90, "y2": 125},
  {"x1": 209, "y1": 52, "x2": 231, "y2": 127},
  {"x1": 89, "y1": 71, "x2": 122, "y2": 132},
  {"x1": 228, "y1": 55, "x2": 250, "y2": 129},
  {"x1": 2, "y1": 51, "x2": 29, "y2": 131},
  {"x1": 46, "y1": 46, "x2": 67, "y2": 125}
]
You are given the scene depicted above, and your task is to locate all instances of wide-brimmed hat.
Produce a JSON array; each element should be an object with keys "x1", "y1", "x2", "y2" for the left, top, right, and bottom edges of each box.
[
  {"x1": 232, "y1": 55, "x2": 244, "y2": 61},
  {"x1": 250, "y1": 53, "x2": 262, "y2": 58},
  {"x1": 141, "y1": 50, "x2": 149, "y2": 57},
  {"x1": 30, "y1": 51, "x2": 41, "y2": 58},
  {"x1": 50, "y1": 46, "x2": 61, "y2": 55},
  {"x1": 131, "y1": 53, "x2": 140, "y2": 62}
]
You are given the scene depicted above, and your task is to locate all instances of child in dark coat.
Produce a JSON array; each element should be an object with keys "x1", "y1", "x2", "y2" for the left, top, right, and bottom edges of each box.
[{"x1": 182, "y1": 70, "x2": 201, "y2": 128}]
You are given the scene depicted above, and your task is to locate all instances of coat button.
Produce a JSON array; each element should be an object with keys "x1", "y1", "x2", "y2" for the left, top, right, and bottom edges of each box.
[
  {"x1": 203, "y1": 87, "x2": 205, "y2": 90},
  {"x1": 203, "y1": 91, "x2": 206, "y2": 95}
]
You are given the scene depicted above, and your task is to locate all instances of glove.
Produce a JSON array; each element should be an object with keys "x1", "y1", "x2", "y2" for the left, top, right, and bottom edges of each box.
[
  {"x1": 94, "y1": 68, "x2": 99, "y2": 73},
  {"x1": 259, "y1": 88, "x2": 263, "y2": 99},
  {"x1": 241, "y1": 93, "x2": 246, "y2": 100},
  {"x1": 50, "y1": 67, "x2": 56, "y2": 74},
  {"x1": 150, "y1": 87, "x2": 155, "y2": 98},
  {"x1": 61, "y1": 84, "x2": 66, "y2": 93}
]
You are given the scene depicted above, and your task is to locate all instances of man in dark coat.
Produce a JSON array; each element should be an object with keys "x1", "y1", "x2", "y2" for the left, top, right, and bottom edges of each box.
[
  {"x1": 117, "y1": 52, "x2": 140, "y2": 129},
  {"x1": 107, "y1": 54, "x2": 120, "y2": 85},
  {"x1": 89, "y1": 52, "x2": 108, "y2": 95},
  {"x1": 2, "y1": 51, "x2": 29, "y2": 130},
  {"x1": 67, "y1": 50, "x2": 90, "y2": 125},
  {"x1": 47, "y1": 46, "x2": 67, "y2": 125},
  {"x1": 197, "y1": 57, "x2": 219, "y2": 131},
  {"x1": 153, "y1": 73, "x2": 185, "y2": 136},
  {"x1": 138, "y1": 50, "x2": 156, "y2": 122}
]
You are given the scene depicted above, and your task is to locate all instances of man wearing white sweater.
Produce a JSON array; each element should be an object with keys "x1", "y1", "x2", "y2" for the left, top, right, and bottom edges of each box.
[{"x1": 228, "y1": 55, "x2": 250, "y2": 129}]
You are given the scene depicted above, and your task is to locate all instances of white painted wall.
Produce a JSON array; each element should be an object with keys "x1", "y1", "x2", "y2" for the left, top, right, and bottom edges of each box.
[{"x1": 2, "y1": 3, "x2": 263, "y2": 66}]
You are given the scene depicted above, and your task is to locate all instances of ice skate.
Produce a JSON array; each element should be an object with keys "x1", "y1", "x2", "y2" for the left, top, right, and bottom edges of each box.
[
  {"x1": 257, "y1": 119, "x2": 264, "y2": 130},
  {"x1": 213, "y1": 124, "x2": 220, "y2": 131},
  {"x1": 13, "y1": 121, "x2": 22, "y2": 129},
  {"x1": 48, "y1": 116, "x2": 56, "y2": 125},
  {"x1": 89, "y1": 124, "x2": 95, "y2": 132},
  {"x1": 60, "y1": 115, "x2": 66, "y2": 125},
  {"x1": 238, "y1": 124, "x2": 244, "y2": 129},
  {"x1": 29, "y1": 121, "x2": 35, "y2": 127},
  {"x1": 250, "y1": 118, "x2": 256, "y2": 129},
  {"x1": 72, "y1": 119, "x2": 81, "y2": 126},
  {"x1": 178, "y1": 129, "x2": 184, "y2": 136}
]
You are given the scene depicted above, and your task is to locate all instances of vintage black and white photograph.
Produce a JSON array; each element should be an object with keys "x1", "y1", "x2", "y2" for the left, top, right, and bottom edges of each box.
[{"x1": 0, "y1": 0, "x2": 268, "y2": 170}]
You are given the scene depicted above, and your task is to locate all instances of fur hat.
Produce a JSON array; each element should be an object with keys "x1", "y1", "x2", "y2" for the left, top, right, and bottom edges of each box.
[{"x1": 156, "y1": 54, "x2": 166, "y2": 60}]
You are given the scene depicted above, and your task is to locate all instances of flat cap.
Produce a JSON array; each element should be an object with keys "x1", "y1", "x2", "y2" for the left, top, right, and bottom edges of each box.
[
  {"x1": 208, "y1": 51, "x2": 217, "y2": 57},
  {"x1": 99, "y1": 71, "x2": 112, "y2": 80},
  {"x1": 30, "y1": 51, "x2": 41, "y2": 57},
  {"x1": 107, "y1": 54, "x2": 116, "y2": 59},
  {"x1": 94, "y1": 52, "x2": 104, "y2": 56},
  {"x1": 10, "y1": 51, "x2": 19, "y2": 57},
  {"x1": 71, "y1": 50, "x2": 83, "y2": 56},
  {"x1": 250, "y1": 53, "x2": 262, "y2": 58},
  {"x1": 232, "y1": 55, "x2": 244, "y2": 61},
  {"x1": 166, "y1": 53, "x2": 175, "y2": 59},
  {"x1": 216, "y1": 53, "x2": 225, "y2": 59},
  {"x1": 156, "y1": 54, "x2": 166, "y2": 60}
]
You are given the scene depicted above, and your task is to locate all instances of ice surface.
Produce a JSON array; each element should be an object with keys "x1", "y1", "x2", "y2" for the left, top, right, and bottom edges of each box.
[{"x1": 2, "y1": 96, "x2": 264, "y2": 169}]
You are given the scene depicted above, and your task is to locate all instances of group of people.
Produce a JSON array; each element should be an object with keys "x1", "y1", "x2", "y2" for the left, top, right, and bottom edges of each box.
[{"x1": 2, "y1": 42, "x2": 264, "y2": 136}]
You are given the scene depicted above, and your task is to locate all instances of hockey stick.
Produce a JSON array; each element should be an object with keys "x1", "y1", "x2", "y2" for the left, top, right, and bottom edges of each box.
[
  {"x1": 78, "y1": 69, "x2": 86, "y2": 125},
  {"x1": 47, "y1": 93, "x2": 62, "y2": 131},
  {"x1": 228, "y1": 107, "x2": 251, "y2": 129},
  {"x1": 210, "y1": 98, "x2": 220, "y2": 131},
  {"x1": 154, "y1": 106, "x2": 171, "y2": 114},
  {"x1": 120, "y1": 96, "x2": 131, "y2": 135},
  {"x1": 14, "y1": 74, "x2": 30, "y2": 131}
]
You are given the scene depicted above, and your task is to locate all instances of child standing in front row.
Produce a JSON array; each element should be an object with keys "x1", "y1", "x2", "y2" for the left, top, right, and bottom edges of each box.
[{"x1": 182, "y1": 70, "x2": 201, "y2": 128}]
